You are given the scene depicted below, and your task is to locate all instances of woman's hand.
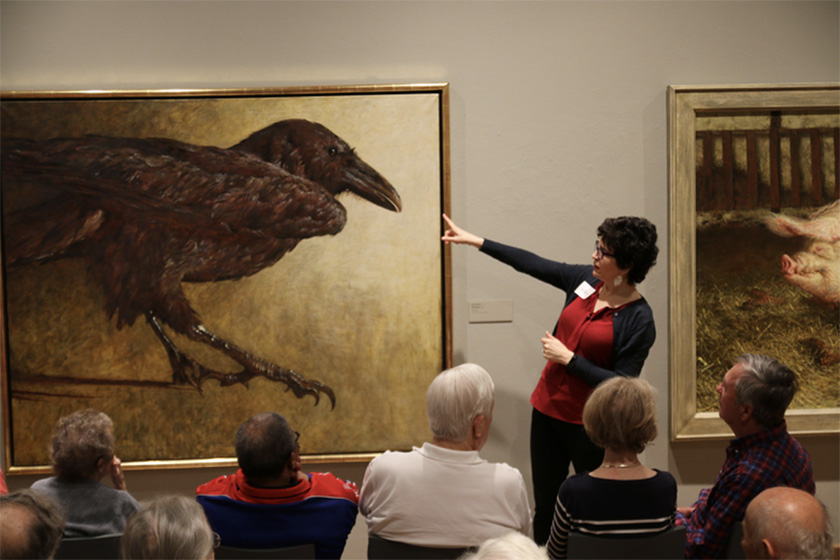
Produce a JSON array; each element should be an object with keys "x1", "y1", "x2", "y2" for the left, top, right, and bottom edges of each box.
[
  {"x1": 541, "y1": 332, "x2": 574, "y2": 365},
  {"x1": 108, "y1": 456, "x2": 128, "y2": 491},
  {"x1": 441, "y1": 214, "x2": 485, "y2": 248}
]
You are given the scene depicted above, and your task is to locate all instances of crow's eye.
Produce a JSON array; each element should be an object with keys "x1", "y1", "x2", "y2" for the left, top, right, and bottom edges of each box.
[{"x1": 328, "y1": 146, "x2": 338, "y2": 157}]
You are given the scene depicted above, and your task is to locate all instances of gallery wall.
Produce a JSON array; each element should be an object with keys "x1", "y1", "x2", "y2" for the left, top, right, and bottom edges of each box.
[{"x1": 1, "y1": 1, "x2": 838, "y2": 557}]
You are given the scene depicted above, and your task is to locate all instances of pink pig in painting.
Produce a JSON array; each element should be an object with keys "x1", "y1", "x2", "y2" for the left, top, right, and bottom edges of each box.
[{"x1": 765, "y1": 200, "x2": 840, "y2": 305}]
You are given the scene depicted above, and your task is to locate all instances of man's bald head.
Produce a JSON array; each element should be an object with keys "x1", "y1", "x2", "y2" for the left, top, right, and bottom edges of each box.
[
  {"x1": 742, "y1": 487, "x2": 832, "y2": 559},
  {"x1": 0, "y1": 490, "x2": 65, "y2": 559}
]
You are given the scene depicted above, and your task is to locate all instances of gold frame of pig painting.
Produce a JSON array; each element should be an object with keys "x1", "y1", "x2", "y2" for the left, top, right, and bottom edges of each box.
[{"x1": 668, "y1": 83, "x2": 840, "y2": 441}]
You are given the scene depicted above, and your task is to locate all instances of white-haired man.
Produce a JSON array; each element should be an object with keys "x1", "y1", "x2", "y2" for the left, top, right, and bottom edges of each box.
[{"x1": 360, "y1": 363, "x2": 532, "y2": 549}]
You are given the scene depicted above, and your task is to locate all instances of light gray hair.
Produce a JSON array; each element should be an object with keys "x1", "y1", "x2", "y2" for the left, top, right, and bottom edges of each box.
[
  {"x1": 794, "y1": 502, "x2": 834, "y2": 560},
  {"x1": 733, "y1": 354, "x2": 798, "y2": 429},
  {"x1": 458, "y1": 532, "x2": 548, "y2": 560},
  {"x1": 427, "y1": 363, "x2": 495, "y2": 442},
  {"x1": 121, "y1": 495, "x2": 215, "y2": 560}
]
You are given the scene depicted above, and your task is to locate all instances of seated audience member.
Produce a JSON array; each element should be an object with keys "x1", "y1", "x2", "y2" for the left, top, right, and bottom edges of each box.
[
  {"x1": 459, "y1": 532, "x2": 549, "y2": 560},
  {"x1": 676, "y1": 354, "x2": 815, "y2": 559},
  {"x1": 546, "y1": 376, "x2": 676, "y2": 559},
  {"x1": 122, "y1": 494, "x2": 217, "y2": 560},
  {"x1": 741, "y1": 486, "x2": 833, "y2": 560},
  {"x1": 196, "y1": 412, "x2": 358, "y2": 559},
  {"x1": 360, "y1": 363, "x2": 532, "y2": 549},
  {"x1": 31, "y1": 408, "x2": 141, "y2": 537},
  {"x1": 0, "y1": 489, "x2": 65, "y2": 559}
]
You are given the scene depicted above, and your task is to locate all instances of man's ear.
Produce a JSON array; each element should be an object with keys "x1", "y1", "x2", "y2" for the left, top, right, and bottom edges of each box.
[
  {"x1": 288, "y1": 449, "x2": 302, "y2": 473},
  {"x1": 472, "y1": 414, "x2": 486, "y2": 440},
  {"x1": 761, "y1": 538, "x2": 776, "y2": 559},
  {"x1": 740, "y1": 403, "x2": 754, "y2": 422}
]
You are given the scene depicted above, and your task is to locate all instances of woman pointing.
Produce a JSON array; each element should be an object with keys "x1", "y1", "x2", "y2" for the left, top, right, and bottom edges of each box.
[{"x1": 442, "y1": 213, "x2": 659, "y2": 544}]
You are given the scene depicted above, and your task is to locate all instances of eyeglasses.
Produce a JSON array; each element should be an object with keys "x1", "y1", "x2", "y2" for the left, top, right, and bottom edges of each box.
[
  {"x1": 594, "y1": 241, "x2": 615, "y2": 260},
  {"x1": 212, "y1": 532, "x2": 221, "y2": 549},
  {"x1": 294, "y1": 431, "x2": 300, "y2": 444}
]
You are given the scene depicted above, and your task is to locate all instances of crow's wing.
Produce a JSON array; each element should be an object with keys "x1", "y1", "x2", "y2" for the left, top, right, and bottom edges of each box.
[{"x1": 2, "y1": 136, "x2": 348, "y2": 256}]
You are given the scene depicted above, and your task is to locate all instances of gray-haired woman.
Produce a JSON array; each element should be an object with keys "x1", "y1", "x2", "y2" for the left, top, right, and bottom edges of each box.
[
  {"x1": 30, "y1": 409, "x2": 140, "y2": 537},
  {"x1": 121, "y1": 495, "x2": 217, "y2": 560}
]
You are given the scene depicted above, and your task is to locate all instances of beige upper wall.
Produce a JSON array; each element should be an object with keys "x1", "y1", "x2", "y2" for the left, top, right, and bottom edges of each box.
[{"x1": 2, "y1": 1, "x2": 838, "y2": 557}]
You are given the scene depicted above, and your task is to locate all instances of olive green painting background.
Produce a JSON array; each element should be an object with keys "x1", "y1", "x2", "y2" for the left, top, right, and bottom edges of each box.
[{"x1": 1, "y1": 90, "x2": 446, "y2": 468}]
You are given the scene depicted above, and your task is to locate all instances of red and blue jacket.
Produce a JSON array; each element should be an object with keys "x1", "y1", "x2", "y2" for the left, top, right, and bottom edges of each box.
[{"x1": 196, "y1": 469, "x2": 359, "y2": 559}]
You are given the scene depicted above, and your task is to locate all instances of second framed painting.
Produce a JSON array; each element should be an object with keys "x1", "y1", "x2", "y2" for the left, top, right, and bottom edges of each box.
[
  {"x1": 1, "y1": 83, "x2": 452, "y2": 471},
  {"x1": 669, "y1": 83, "x2": 839, "y2": 440}
]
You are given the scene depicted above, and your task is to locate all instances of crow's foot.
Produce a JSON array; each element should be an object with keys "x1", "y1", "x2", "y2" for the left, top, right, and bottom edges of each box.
[
  {"x1": 200, "y1": 363, "x2": 336, "y2": 410},
  {"x1": 147, "y1": 314, "x2": 209, "y2": 390},
  {"x1": 146, "y1": 312, "x2": 336, "y2": 409}
]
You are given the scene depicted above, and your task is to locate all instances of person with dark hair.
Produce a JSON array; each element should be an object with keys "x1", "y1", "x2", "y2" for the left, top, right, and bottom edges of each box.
[
  {"x1": 545, "y1": 376, "x2": 676, "y2": 559},
  {"x1": 122, "y1": 495, "x2": 217, "y2": 560},
  {"x1": 676, "y1": 354, "x2": 816, "y2": 559},
  {"x1": 30, "y1": 409, "x2": 140, "y2": 537},
  {"x1": 0, "y1": 489, "x2": 65, "y2": 559},
  {"x1": 442, "y1": 214, "x2": 659, "y2": 544},
  {"x1": 196, "y1": 412, "x2": 359, "y2": 559}
]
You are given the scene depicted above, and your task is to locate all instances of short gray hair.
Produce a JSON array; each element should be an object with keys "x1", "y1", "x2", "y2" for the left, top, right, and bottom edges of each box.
[
  {"x1": 733, "y1": 354, "x2": 798, "y2": 429},
  {"x1": 795, "y1": 501, "x2": 834, "y2": 560},
  {"x1": 0, "y1": 489, "x2": 65, "y2": 560},
  {"x1": 121, "y1": 495, "x2": 215, "y2": 560},
  {"x1": 427, "y1": 363, "x2": 495, "y2": 442},
  {"x1": 744, "y1": 488, "x2": 833, "y2": 560}
]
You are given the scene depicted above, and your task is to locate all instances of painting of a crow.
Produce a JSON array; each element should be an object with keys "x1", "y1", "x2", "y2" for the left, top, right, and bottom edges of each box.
[
  {"x1": 2, "y1": 119, "x2": 402, "y2": 409},
  {"x1": 1, "y1": 89, "x2": 446, "y2": 466}
]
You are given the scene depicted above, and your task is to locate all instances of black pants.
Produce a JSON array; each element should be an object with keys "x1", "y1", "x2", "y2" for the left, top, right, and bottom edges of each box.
[{"x1": 530, "y1": 407, "x2": 604, "y2": 545}]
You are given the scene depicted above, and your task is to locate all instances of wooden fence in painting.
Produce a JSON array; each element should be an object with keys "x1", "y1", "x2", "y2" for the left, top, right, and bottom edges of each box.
[{"x1": 696, "y1": 114, "x2": 839, "y2": 213}]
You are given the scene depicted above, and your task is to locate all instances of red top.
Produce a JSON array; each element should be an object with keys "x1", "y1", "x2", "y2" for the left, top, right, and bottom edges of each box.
[
  {"x1": 196, "y1": 469, "x2": 359, "y2": 505},
  {"x1": 530, "y1": 283, "x2": 623, "y2": 424}
]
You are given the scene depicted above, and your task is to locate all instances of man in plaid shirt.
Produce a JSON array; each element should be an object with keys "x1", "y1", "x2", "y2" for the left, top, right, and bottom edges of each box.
[{"x1": 675, "y1": 354, "x2": 815, "y2": 559}]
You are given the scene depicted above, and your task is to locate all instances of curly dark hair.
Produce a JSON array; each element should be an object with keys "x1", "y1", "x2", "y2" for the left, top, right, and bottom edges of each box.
[{"x1": 597, "y1": 216, "x2": 659, "y2": 285}]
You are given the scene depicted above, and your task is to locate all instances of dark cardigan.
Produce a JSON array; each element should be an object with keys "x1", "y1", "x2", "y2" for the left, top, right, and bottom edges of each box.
[{"x1": 480, "y1": 239, "x2": 656, "y2": 387}]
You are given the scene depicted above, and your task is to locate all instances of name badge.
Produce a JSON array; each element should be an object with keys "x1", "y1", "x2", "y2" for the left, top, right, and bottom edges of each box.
[{"x1": 574, "y1": 281, "x2": 595, "y2": 299}]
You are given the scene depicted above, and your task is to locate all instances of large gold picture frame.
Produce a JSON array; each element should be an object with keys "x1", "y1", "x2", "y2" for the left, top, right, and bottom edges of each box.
[
  {"x1": 669, "y1": 83, "x2": 840, "y2": 441},
  {"x1": 1, "y1": 84, "x2": 452, "y2": 473}
]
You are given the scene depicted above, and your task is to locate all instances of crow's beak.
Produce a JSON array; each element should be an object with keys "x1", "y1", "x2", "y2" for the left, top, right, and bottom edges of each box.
[{"x1": 344, "y1": 158, "x2": 402, "y2": 213}]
